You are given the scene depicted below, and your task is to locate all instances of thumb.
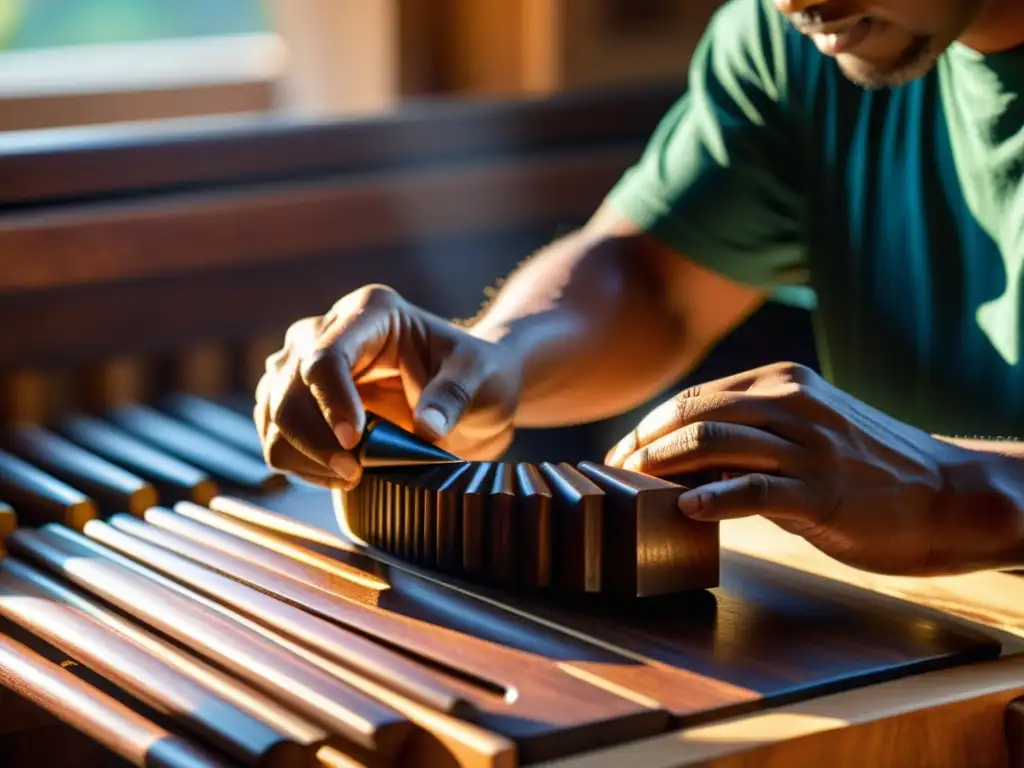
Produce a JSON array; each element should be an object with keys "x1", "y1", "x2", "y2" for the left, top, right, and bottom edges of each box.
[{"x1": 414, "y1": 350, "x2": 490, "y2": 441}]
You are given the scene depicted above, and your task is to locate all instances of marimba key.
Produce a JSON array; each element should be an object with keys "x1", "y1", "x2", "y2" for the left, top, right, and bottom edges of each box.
[
  {"x1": 9, "y1": 525, "x2": 412, "y2": 762},
  {"x1": 539, "y1": 462, "x2": 604, "y2": 593},
  {"x1": 0, "y1": 558, "x2": 315, "y2": 768},
  {"x1": 577, "y1": 461, "x2": 720, "y2": 595},
  {"x1": 160, "y1": 393, "x2": 265, "y2": 458},
  {"x1": 107, "y1": 404, "x2": 286, "y2": 493},
  {"x1": 488, "y1": 464, "x2": 516, "y2": 584},
  {"x1": 410, "y1": 466, "x2": 450, "y2": 567},
  {"x1": 95, "y1": 514, "x2": 472, "y2": 717},
  {"x1": 515, "y1": 463, "x2": 552, "y2": 589},
  {"x1": 56, "y1": 414, "x2": 218, "y2": 505},
  {"x1": 435, "y1": 463, "x2": 475, "y2": 571},
  {"x1": 461, "y1": 463, "x2": 494, "y2": 576},
  {"x1": 0, "y1": 628, "x2": 233, "y2": 768},
  {"x1": 0, "y1": 449, "x2": 96, "y2": 530},
  {"x1": 0, "y1": 501, "x2": 16, "y2": 552},
  {"x1": 3, "y1": 425, "x2": 158, "y2": 516},
  {"x1": 150, "y1": 503, "x2": 390, "y2": 606}
]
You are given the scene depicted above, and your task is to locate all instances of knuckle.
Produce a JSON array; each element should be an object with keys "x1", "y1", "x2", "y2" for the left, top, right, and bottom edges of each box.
[
  {"x1": 683, "y1": 421, "x2": 723, "y2": 453},
  {"x1": 741, "y1": 473, "x2": 772, "y2": 505},
  {"x1": 262, "y1": 427, "x2": 289, "y2": 470},
  {"x1": 344, "y1": 284, "x2": 401, "y2": 313},
  {"x1": 283, "y1": 316, "x2": 320, "y2": 349},
  {"x1": 299, "y1": 344, "x2": 344, "y2": 386},
  {"x1": 432, "y1": 378, "x2": 474, "y2": 411},
  {"x1": 773, "y1": 361, "x2": 815, "y2": 385}
]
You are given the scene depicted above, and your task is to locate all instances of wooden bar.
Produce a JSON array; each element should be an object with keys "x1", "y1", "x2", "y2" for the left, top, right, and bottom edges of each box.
[
  {"x1": 488, "y1": 464, "x2": 516, "y2": 584},
  {"x1": 538, "y1": 462, "x2": 604, "y2": 593},
  {"x1": 577, "y1": 462, "x2": 719, "y2": 595},
  {"x1": 7, "y1": 525, "x2": 413, "y2": 761},
  {"x1": 56, "y1": 414, "x2": 218, "y2": 505},
  {"x1": 168, "y1": 501, "x2": 390, "y2": 605},
  {"x1": 0, "y1": 558, "x2": 314, "y2": 768},
  {"x1": 95, "y1": 514, "x2": 474, "y2": 717},
  {"x1": 0, "y1": 501, "x2": 17, "y2": 550},
  {"x1": 0, "y1": 449, "x2": 97, "y2": 530},
  {"x1": 0, "y1": 629, "x2": 232, "y2": 768},
  {"x1": 107, "y1": 404, "x2": 285, "y2": 492},
  {"x1": 3, "y1": 425, "x2": 158, "y2": 515},
  {"x1": 515, "y1": 463, "x2": 552, "y2": 588},
  {"x1": 160, "y1": 393, "x2": 265, "y2": 457},
  {"x1": 0, "y1": 557, "x2": 329, "y2": 755},
  {"x1": 461, "y1": 463, "x2": 494, "y2": 576},
  {"x1": 113, "y1": 501, "x2": 680, "y2": 763}
]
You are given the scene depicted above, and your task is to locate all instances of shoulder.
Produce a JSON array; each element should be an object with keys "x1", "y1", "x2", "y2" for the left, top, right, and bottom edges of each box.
[{"x1": 697, "y1": 0, "x2": 829, "y2": 112}]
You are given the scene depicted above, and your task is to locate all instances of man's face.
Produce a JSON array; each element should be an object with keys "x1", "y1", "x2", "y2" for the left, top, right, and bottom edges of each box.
[{"x1": 775, "y1": 0, "x2": 978, "y2": 88}]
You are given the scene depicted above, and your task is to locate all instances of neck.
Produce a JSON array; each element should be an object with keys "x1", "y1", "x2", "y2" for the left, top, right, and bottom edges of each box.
[{"x1": 959, "y1": 0, "x2": 1024, "y2": 53}]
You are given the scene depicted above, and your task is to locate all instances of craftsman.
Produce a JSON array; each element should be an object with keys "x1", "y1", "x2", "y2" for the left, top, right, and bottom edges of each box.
[{"x1": 255, "y1": 0, "x2": 1024, "y2": 578}]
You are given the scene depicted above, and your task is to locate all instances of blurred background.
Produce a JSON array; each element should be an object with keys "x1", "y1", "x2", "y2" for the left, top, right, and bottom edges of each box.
[
  {"x1": 0, "y1": 0, "x2": 817, "y2": 463},
  {"x1": 0, "y1": 0, "x2": 723, "y2": 130}
]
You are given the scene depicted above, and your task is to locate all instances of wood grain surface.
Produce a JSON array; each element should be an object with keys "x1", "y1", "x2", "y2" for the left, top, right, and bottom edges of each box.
[
  {"x1": 6, "y1": 525, "x2": 413, "y2": 762},
  {"x1": 0, "y1": 557, "x2": 315, "y2": 768},
  {"x1": 0, "y1": 628, "x2": 233, "y2": 768}
]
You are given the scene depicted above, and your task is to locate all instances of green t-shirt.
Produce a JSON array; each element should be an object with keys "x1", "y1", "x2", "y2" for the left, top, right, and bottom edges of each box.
[{"x1": 606, "y1": 0, "x2": 1024, "y2": 439}]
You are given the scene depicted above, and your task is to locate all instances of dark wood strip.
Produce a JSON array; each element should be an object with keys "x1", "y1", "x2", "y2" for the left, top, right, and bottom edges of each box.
[
  {"x1": 0, "y1": 84, "x2": 675, "y2": 205},
  {"x1": 107, "y1": 405, "x2": 285, "y2": 492},
  {"x1": 0, "y1": 558, "x2": 314, "y2": 768},
  {"x1": 0, "y1": 449, "x2": 96, "y2": 530},
  {"x1": 514, "y1": 464, "x2": 552, "y2": 588},
  {"x1": 3, "y1": 425, "x2": 158, "y2": 515},
  {"x1": 56, "y1": 414, "x2": 218, "y2": 505},
  {"x1": 168, "y1": 501, "x2": 389, "y2": 605},
  {"x1": 97, "y1": 513, "x2": 474, "y2": 718},
  {"x1": 538, "y1": 462, "x2": 604, "y2": 593},
  {"x1": 488, "y1": 464, "x2": 516, "y2": 584},
  {"x1": 7, "y1": 525, "x2": 412, "y2": 760},
  {"x1": 0, "y1": 556, "x2": 328, "y2": 753},
  {"x1": 576, "y1": 462, "x2": 719, "y2": 595},
  {"x1": 0, "y1": 628, "x2": 232, "y2": 768},
  {"x1": 461, "y1": 463, "x2": 494, "y2": 576},
  {"x1": 160, "y1": 393, "x2": 265, "y2": 458},
  {"x1": 435, "y1": 464, "x2": 474, "y2": 571},
  {"x1": 0, "y1": 501, "x2": 16, "y2": 550},
  {"x1": 0, "y1": 147, "x2": 635, "y2": 294}
]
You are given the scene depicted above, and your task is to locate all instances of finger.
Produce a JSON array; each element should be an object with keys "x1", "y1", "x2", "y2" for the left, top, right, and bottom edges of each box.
[
  {"x1": 263, "y1": 423, "x2": 362, "y2": 487},
  {"x1": 413, "y1": 347, "x2": 493, "y2": 441},
  {"x1": 605, "y1": 391, "x2": 814, "y2": 467},
  {"x1": 619, "y1": 421, "x2": 806, "y2": 477},
  {"x1": 300, "y1": 296, "x2": 394, "y2": 451},
  {"x1": 676, "y1": 473, "x2": 815, "y2": 522}
]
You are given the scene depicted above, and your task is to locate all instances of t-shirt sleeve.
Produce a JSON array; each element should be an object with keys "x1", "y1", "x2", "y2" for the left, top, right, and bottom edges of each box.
[{"x1": 604, "y1": 0, "x2": 808, "y2": 293}]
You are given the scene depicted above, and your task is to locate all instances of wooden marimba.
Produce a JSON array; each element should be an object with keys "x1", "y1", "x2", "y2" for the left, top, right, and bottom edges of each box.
[{"x1": 0, "y1": 86, "x2": 1022, "y2": 767}]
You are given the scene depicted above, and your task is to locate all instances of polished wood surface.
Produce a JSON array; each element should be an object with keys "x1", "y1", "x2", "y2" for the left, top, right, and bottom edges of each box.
[
  {"x1": 6, "y1": 525, "x2": 413, "y2": 762},
  {"x1": 0, "y1": 558, "x2": 314, "y2": 768},
  {"x1": 0, "y1": 629, "x2": 232, "y2": 768}
]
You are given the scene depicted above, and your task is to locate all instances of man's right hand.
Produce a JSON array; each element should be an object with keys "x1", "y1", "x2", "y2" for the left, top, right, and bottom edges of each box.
[{"x1": 253, "y1": 284, "x2": 523, "y2": 489}]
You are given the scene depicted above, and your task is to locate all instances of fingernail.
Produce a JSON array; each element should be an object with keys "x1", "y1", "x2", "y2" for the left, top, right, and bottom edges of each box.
[
  {"x1": 677, "y1": 491, "x2": 704, "y2": 518},
  {"x1": 418, "y1": 407, "x2": 447, "y2": 439},
  {"x1": 329, "y1": 452, "x2": 362, "y2": 482},
  {"x1": 335, "y1": 422, "x2": 359, "y2": 450}
]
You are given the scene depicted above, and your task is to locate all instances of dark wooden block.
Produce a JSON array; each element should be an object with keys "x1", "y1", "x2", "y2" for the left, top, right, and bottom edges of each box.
[
  {"x1": 462, "y1": 463, "x2": 495, "y2": 576},
  {"x1": 0, "y1": 450, "x2": 96, "y2": 531},
  {"x1": 515, "y1": 463, "x2": 552, "y2": 589},
  {"x1": 539, "y1": 462, "x2": 605, "y2": 593},
  {"x1": 488, "y1": 464, "x2": 517, "y2": 584},
  {"x1": 55, "y1": 415, "x2": 218, "y2": 505},
  {"x1": 577, "y1": 461, "x2": 719, "y2": 595},
  {"x1": 3, "y1": 426, "x2": 158, "y2": 517}
]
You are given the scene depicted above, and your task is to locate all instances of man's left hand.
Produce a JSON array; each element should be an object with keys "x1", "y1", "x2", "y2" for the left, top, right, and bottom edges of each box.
[{"x1": 604, "y1": 362, "x2": 1020, "y2": 575}]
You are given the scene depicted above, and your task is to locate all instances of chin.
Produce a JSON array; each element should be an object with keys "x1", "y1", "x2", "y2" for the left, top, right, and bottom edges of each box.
[{"x1": 836, "y1": 36, "x2": 946, "y2": 89}]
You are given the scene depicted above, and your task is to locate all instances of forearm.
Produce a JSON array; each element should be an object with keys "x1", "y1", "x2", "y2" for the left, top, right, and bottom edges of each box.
[{"x1": 468, "y1": 226, "x2": 693, "y2": 427}]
